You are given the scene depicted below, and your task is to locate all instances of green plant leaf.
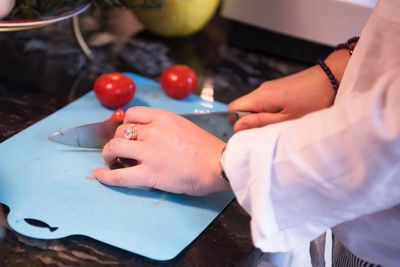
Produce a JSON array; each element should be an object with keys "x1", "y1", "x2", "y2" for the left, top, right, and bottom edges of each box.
[{"x1": 8, "y1": 0, "x2": 164, "y2": 19}]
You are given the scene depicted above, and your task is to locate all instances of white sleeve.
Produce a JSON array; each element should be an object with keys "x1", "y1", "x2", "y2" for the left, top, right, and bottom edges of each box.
[{"x1": 223, "y1": 0, "x2": 400, "y2": 252}]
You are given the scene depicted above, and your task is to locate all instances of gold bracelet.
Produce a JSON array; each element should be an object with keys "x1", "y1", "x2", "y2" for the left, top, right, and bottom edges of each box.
[{"x1": 218, "y1": 146, "x2": 229, "y2": 181}]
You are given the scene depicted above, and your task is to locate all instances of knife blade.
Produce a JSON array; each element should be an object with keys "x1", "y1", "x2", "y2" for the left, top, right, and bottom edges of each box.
[{"x1": 48, "y1": 111, "x2": 249, "y2": 148}]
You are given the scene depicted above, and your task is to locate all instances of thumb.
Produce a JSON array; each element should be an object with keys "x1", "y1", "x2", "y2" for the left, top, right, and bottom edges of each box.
[
  {"x1": 233, "y1": 112, "x2": 289, "y2": 132},
  {"x1": 228, "y1": 86, "x2": 283, "y2": 113}
]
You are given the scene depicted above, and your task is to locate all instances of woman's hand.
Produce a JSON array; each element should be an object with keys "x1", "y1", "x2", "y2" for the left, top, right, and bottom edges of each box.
[
  {"x1": 229, "y1": 50, "x2": 351, "y2": 132},
  {"x1": 93, "y1": 106, "x2": 230, "y2": 196}
]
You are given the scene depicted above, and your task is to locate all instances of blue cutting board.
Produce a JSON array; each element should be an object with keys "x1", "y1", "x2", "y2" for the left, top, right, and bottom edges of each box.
[{"x1": 0, "y1": 73, "x2": 233, "y2": 260}]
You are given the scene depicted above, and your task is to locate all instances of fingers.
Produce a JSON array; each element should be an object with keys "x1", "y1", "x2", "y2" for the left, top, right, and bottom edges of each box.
[
  {"x1": 102, "y1": 137, "x2": 146, "y2": 165},
  {"x1": 123, "y1": 106, "x2": 162, "y2": 124},
  {"x1": 234, "y1": 112, "x2": 289, "y2": 132},
  {"x1": 93, "y1": 165, "x2": 154, "y2": 188}
]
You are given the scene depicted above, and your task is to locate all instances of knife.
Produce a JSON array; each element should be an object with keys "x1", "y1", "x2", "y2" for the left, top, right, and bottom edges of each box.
[{"x1": 48, "y1": 111, "x2": 249, "y2": 148}]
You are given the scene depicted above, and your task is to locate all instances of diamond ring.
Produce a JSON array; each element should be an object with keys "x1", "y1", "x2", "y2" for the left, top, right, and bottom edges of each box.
[{"x1": 123, "y1": 125, "x2": 138, "y2": 140}]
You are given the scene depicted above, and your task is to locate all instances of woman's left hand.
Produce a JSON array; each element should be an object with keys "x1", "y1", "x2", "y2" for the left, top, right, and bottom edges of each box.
[{"x1": 93, "y1": 106, "x2": 230, "y2": 196}]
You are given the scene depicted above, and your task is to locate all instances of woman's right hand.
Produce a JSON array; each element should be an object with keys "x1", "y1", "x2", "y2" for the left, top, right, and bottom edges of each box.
[{"x1": 229, "y1": 49, "x2": 351, "y2": 132}]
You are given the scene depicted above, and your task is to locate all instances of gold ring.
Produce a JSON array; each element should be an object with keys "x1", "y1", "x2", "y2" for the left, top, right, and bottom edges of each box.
[{"x1": 123, "y1": 125, "x2": 138, "y2": 140}]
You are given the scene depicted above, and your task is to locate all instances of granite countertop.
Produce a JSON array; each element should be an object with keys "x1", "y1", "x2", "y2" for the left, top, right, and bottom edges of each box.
[{"x1": 0, "y1": 7, "x2": 306, "y2": 267}]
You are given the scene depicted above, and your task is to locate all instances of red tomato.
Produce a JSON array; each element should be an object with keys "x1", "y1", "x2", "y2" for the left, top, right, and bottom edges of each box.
[
  {"x1": 107, "y1": 108, "x2": 125, "y2": 121},
  {"x1": 94, "y1": 73, "x2": 136, "y2": 109},
  {"x1": 160, "y1": 65, "x2": 198, "y2": 99}
]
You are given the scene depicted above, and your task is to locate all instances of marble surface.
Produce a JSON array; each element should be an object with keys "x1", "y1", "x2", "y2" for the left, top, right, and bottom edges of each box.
[{"x1": 0, "y1": 7, "x2": 307, "y2": 267}]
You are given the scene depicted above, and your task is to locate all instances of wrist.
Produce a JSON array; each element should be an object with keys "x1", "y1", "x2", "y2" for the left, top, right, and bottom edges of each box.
[
  {"x1": 324, "y1": 49, "x2": 352, "y2": 83},
  {"x1": 204, "y1": 142, "x2": 231, "y2": 194},
  {"x1": 316, "y1": 49, "x2": 351, "y2": 93}
]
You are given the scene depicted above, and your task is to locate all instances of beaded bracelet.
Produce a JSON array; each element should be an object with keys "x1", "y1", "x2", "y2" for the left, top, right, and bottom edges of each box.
[
  {"x1": 317, "y1": 58, "x2": 340, "y2": 92},
  {"x1": 335, "y1": 36, "x2": 360, "y2": 55},
  {"x1": 318, "y1": 36, "x2": 360, "y2": 92}
]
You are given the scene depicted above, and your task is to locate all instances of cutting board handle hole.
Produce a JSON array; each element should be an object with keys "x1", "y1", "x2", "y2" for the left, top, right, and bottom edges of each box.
[{"x1": 24, "y1": 218, "x2": 59, "y2": 232}]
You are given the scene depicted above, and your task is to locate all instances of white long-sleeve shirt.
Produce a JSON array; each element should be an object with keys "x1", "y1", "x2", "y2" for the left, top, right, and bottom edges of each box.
[{"x1": 224, "y1": 0, "x2": 400, "y2": 266}]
